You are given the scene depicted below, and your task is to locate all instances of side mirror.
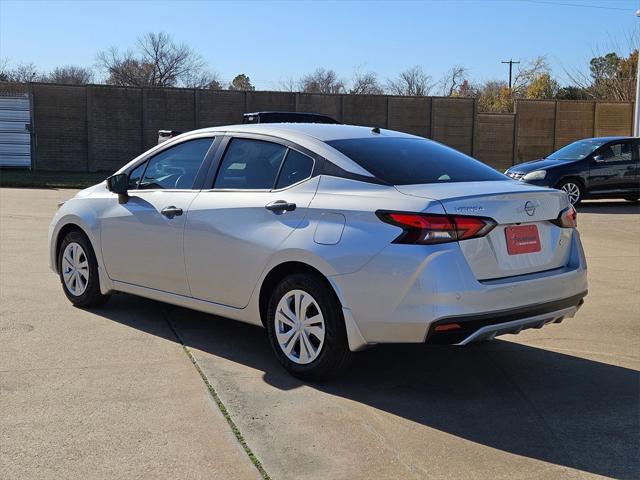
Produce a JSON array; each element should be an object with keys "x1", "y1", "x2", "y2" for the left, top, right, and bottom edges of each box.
[
  {"x1": 106, "y1": 173, "x2": 129, "y2": 204},
  {"x1": 593, "y1": 155, "x2": 605, "y2": 163}
]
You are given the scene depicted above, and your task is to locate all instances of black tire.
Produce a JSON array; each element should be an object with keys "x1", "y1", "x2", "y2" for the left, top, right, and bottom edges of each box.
[
  {"x1": 266, "y1": 273, "x2": 353, "y2": 381},
  {"x1": 58, "y1": 230, "x2": 110, "y2": 308},
  {"x1": 556, "y1": 178, "x2": 583, "y2": 206}
]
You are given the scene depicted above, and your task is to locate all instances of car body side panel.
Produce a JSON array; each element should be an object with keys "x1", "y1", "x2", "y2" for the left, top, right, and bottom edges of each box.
[
  {"x1": 48, "y1": 182, "x2": 115, "y2": 294},
  {"x1": 183, "y1": 177, "x2": 320, "y2": 308}
]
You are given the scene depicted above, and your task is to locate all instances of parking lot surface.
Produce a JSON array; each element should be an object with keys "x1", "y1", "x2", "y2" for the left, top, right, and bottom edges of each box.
[{"x1": 1, "y1": 187, "x2": 639, "y2": 479}]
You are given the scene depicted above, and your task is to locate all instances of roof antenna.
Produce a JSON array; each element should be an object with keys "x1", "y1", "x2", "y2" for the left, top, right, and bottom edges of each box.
[{"x1": 372, "y1": 127, "x2": 381, "y2": 134}]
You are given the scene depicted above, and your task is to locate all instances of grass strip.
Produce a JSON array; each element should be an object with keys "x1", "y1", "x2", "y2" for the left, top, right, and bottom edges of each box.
[
  {"x1": 165, "y1": 319, "x2": 272, "y2": 480},
  {"x1": 0, "y1": 169, "x2": 111, "y2": 189}
]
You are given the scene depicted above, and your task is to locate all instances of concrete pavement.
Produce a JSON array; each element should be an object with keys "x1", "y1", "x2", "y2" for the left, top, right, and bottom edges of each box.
[
  {"x1": 0, "y1": 188, "x2": 260, "y2": 480},
  {"x1": 1, "y1": 188, "x2": 638, "y2": 479},
  {"x1": 174, "y1": 200, "x2": 640, "y2": 480}
]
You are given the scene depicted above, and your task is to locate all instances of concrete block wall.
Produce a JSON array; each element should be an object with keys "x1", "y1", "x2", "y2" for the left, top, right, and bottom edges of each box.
[
  {"x1": 87, "y1": 85, "x2": 142, "y2": 172},
  {"x1": 473, "y1": 113, "x2": 515, "y2": 171},
  {"x1": 31, "y1": 84, "x2": 87, "y2": 171},
  {"x1": 19, "y1": 83, "x2": 634, "y2": 172}
]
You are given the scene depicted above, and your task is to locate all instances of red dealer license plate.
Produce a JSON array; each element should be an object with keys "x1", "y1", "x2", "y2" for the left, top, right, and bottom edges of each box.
[{"x1": 505, "y1": 225, "x2": 541, "y2": 255}]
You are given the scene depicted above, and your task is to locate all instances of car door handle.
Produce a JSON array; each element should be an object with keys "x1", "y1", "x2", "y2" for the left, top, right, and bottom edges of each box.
[
  {"x1": 161, "y1": 206, "x2": 183, "y2": 218},
  {"x1": 265, "y1": 200, "x2": 296, "y2": 213}
]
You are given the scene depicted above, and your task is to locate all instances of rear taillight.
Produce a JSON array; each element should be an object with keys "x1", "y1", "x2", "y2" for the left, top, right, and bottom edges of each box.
[
  {"x1": 551, "y1": 205, "x2": 577, "y2": 228},
  {"x1": 376, "y1": 211, "x2": 496, "y2": 245}
]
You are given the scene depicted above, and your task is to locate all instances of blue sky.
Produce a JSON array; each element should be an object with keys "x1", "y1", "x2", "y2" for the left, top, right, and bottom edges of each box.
[{"x1": 1, "y1": 0, "x2": 638, "y2": 90}]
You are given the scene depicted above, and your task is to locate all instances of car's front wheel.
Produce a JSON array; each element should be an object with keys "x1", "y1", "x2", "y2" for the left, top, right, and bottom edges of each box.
[
  {"x1": 556, "y1": 179, "x2": 583, "y2": 206},
  {"x1": 58, "y1": 230, "x2": 110, "y2": 307},
  {"x1": 266, "y1": 273, "x2": 352, "y2": 380}
]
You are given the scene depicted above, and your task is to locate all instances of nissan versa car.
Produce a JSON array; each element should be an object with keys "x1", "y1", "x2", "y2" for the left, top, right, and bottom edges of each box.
[
  {"x1": 505, "y1": 136, "x2": 640, "y2": 205},
  {"x1": 49, "y1": 123, "x2": 588, "y2": 379}
]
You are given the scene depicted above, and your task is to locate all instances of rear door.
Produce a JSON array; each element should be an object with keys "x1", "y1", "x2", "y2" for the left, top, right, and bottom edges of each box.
[
  {"x1": 184, "y1": 136, "x2": 319, "y2": 308},
  {"x1": 100, "y1": 137, "x2": 215, "y2": 295},
  {"x1": 588, "y1": 139, "x2": 637, "y2": 196}
]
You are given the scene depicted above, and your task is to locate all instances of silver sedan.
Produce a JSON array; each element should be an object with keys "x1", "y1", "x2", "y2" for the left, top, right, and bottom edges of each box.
[{"x1": 49, "y1": 123, "x2": 588, "y2": 379}]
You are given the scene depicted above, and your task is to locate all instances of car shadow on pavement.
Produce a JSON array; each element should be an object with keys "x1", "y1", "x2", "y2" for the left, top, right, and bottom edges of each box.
[
  {"x1": 96, "y1": 294, "x2": 639, "y2": 480},
  {"x1": 578, "y1": 200, "x2": 640, "y2": 215}
]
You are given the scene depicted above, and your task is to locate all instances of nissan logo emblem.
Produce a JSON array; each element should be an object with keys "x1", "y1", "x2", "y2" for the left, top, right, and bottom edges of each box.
[{"x1": 524, "y1": 201, "x2": 536, "y2": 216}]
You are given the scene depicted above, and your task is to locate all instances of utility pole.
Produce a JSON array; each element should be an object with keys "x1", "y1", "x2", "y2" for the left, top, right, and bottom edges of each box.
[{"x1": 502, "y1": 59, "x2": 520, "y2": 90}]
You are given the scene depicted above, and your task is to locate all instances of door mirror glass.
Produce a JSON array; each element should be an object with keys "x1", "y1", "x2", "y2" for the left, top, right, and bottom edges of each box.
[
  {"x1": 107, "y1": 173, "x2": 128, "y2": 194},
  {"x1": 593, "y1": 155, "x2": 604, "y2": 163}
]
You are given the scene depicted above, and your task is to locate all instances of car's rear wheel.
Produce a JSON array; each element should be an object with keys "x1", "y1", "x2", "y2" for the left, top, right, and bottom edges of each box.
[
  {"x1": 556, "y1": 179, "x2": 583, "y2": 206},
  {"x1": 266, "y1": 273, "x2": 352, "y2": 380},
  {"x1": 58, "y1": 230, "x2": 110, "y2": 307}
]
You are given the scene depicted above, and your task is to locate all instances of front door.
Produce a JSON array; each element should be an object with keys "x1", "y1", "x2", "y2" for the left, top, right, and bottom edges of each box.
[
  {"x1": 100, "y1": 137, "x2": 214, "y2": 295},
  {"x1": 184, "y1": 137, "x2": 318, "y2": 308},
  {"x1": 588, "y1": 139, "x2": 637, "y2": 196}
]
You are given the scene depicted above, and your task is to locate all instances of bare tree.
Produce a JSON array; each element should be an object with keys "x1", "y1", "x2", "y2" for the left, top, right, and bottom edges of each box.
[
  {"x1": 349, "y1": 69, "x2": 383, "y2": 95},
  {"x1": 182, "y1": 70, "x2": 224, "y2": 89},
  {"x1": 300, "y1": 68, "x2": 346, "y2": 94},
  {"x1": 387, "y1": 66, "x2": 433, "y2": 96},
  {"x1": 511, "y1": 56, "x2": 550, "y2": 96},
  {"x1": 47, "y1": 65, "x2": 93, "y2": 85},
  {"x1": 97, "y1": 32, "x2": 207, "y2": 87},
  {"x1": 0, "y1": 62, "x2": 41, "y2": 82},
  {"x1": 439, "y1": 65, "x2": 468, "y2": 96},
  {"x1": 278, "y1": 77, "x2": 298, "y2": 92},
  {"x1": 0, "y1": 58, "x2": 9, "y2": 81}
]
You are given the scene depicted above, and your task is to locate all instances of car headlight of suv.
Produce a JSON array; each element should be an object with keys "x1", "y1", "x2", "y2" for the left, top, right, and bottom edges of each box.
[{"x1": 523, "y1": 170, "x2": 546, "y2": 181}]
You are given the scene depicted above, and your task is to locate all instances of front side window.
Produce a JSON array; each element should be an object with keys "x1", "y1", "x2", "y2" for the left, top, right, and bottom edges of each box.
[
  {"x1": 128, "y1": 161, "x2": 146, "y2": 189},
  {"x1": 138, "y1": 138, "x2": 214, "y2": 190},
  {"x1": 275, "y1": 150, "x2": 314, "y2": 189},
  {"x1": 214, "y1": 138, "x2": 287, "y2": 189},
  {"x1": 327, "y1": 137, "x2": 506, "y2": 185},
  {"x1": 597, "y1": 141, "x2": 632, "y2": 163}
]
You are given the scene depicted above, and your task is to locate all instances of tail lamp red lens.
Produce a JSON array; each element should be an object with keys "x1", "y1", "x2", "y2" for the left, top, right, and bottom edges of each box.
[
  {"x1": 552, "y1": 205, "x2": 577, "y2": 228},
  {"x1": 376, "y1": 211, "x2": 497, "y2": 245}
]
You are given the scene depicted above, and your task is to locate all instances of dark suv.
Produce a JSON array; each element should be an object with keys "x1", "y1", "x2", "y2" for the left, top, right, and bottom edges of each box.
[{"x1": 505, "y1": 136, "x2": 640, "y2": 205}]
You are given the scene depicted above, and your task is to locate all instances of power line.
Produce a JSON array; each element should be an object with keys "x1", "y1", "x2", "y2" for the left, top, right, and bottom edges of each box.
[{"x1": 520, "y1": 0, "x2": 636, "y2": 11}]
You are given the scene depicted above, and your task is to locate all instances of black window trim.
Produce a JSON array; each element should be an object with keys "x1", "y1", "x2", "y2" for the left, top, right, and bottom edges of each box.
[{"x1": 124, "y1": 133, "x2": 220, "y2": 192}]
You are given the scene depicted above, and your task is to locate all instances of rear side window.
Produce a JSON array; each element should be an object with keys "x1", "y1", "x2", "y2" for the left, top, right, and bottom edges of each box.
[
  {"x1": 138, "y1": 138, "x2": 213, "y2": 190},
  {"x1": 214, "y1": 138, "x2": 287, "y2": 189},
  {"x1": 275, "y1": 150, "x2": 314, "y2": 189},
  {"x1": 327, "y1": 137, "x2": 506, "y2": 185}
]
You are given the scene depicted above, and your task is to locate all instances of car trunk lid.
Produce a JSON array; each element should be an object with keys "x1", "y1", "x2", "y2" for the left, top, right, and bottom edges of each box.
[{"x1": 395, "y1": 181, "x2": 573, "y2": 280}]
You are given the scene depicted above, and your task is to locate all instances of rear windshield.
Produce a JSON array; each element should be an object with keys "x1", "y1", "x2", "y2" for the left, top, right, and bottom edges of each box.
[{"x1": 327, "y1": 137, "x2": 507, "y2": 185}]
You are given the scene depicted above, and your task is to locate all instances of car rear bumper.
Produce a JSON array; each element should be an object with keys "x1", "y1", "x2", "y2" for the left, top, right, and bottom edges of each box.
[
  {"x1": 330, "y1": 229, "x2": 588, "y2": 347},
  {"x1": 425, "y1": 292, "x2": 586, "y2": 345}
]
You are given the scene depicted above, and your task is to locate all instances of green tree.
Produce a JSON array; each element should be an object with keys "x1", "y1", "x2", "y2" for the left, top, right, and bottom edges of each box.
[{"x1": 228, "y1": 74, "x2": 255, "y2": 91}]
